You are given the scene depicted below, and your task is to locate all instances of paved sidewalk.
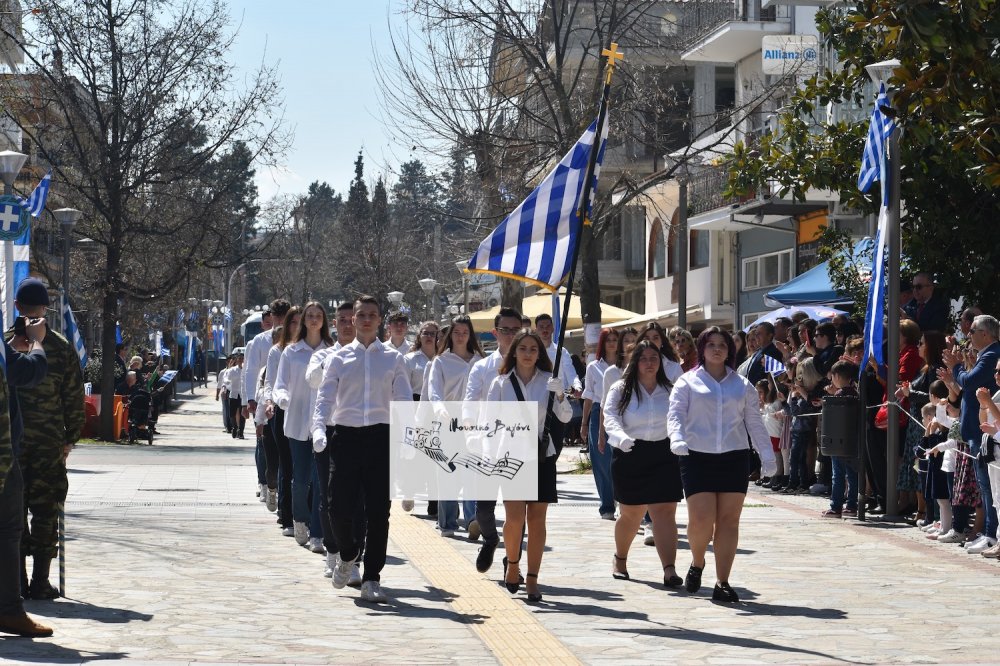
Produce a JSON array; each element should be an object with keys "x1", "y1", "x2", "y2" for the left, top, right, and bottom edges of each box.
[{"x1": 5, "y1": 388, "x2": 1000, "y2": 664}]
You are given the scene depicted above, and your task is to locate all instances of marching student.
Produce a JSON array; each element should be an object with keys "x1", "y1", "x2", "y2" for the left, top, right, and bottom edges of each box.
[
  {"x1": 487, "y1": 330, "x2": 572, "y2": 603},
  {"x1": 273, "y1": 302, "x2": 332, "y2": 552},
  {"x1": 383, "y1": 310, "x2": 412, "y2": 355},
  {"x1": 225, "y1": 351, "x2": 246, "y2": 439},
  {"x1": 427, "y1": 315, "x2": 484, "y2": 537},
  {"x1": 667, "y1": 327, "x2": 777, "y2": 603},
  {"x1": 581, "y1": 328, "x2": 620, "y2": 520},
  {"x1": 402, "y1": 321, "x2": 440, "y2": 514},
  {"x1": 312, "y1": 296, "x2": 412, "y2": 604},
  {"x1": 534, "y1": 313, "x2": 580, "y2": 394},
  {"x1": 603, "y1": 340, "x2": 683, "y2": 587},
  {"x1": 265, "y1": 308, "x2": 302, "y2": 536},
  {"x1": 462, "y1": 307, "x2": 523, "y2": 573}
]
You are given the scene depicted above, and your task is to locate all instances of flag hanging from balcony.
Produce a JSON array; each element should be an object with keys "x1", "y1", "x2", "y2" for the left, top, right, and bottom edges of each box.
[
  {"x1": 465, "y1": 115, "x2": 609, "y2": 291},
  {"x1": 858, "y1": 83, "x2": 896, "y2": 375}
]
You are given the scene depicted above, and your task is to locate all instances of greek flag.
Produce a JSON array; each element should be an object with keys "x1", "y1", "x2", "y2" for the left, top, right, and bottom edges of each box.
[
  {"x1": 212, "y1": 323, "x2": 223, "y2": 355},
  {"x1": 62, "y1": 298, "x2": 88, "y2": 370},
  {"x1": 858, "y1": 83, "x2": 896, "y2": 375},
  {"x1": 465, "y1": 115, "x2": 609, "y2": 290},
  {"x1": 22, "y1": 171, "x2": 51, "y2": 218},
  {"x1": 183, "y1": 330, "x2": 196, "y2": 368},
  {"x1": 762, "y1": 355, "x2": 786, "y2": 376}
]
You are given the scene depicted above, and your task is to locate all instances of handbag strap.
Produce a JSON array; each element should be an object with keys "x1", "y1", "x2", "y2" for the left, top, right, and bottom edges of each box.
[{"x1": 509, "y1": 372, "x2": 526, "y2": 402}]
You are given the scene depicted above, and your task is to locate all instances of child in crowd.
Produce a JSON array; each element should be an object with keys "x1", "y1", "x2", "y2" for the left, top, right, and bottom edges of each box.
[
  {"x1": 784, "y1": 357, "x2": 823, "y2": 494},
  {"x1": 757, "y1": 379, "x2": 786, "y2": 486},
  {"x1": 926, "y1": 392, "x2": 977, "y2": 543},
  {"x1": 821, "y1": 360, "x2": 859, "y2": 517},
  {"x1": 919, "y1": 396, "x2": 951, "y2": 537}
]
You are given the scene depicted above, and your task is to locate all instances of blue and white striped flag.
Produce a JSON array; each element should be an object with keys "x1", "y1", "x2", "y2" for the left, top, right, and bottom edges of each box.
[
  {"x1": 762, "y1": 355, "x2": 786, "y2": 376},
  {"x1": 0, "y1": 219, "x2": 31, "y2": 326},
  {"x1": 22, "y1": 171, "x2": 51, "y2": 218},
  {"x1": 465, "y1": 115, "x2": 609, "y2": 290},
  {"x1": 184, "y1": 330, "x2": 196, "y2": 368},
  {"x1": 62, "y1": 298, "x2": 88, "y2": 370},
  {"x1": 858, "y1": 83, "x2": 896, "y2": 375}
]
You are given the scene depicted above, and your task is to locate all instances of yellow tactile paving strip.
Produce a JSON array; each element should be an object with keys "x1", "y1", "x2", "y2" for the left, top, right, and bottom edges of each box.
[{"x1": 390, "y1": 504, "x2": 582, "y2": 666}]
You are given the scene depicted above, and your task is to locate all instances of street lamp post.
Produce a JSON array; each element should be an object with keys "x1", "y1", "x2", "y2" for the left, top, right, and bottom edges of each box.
[
  {"x1": 866, "y1": 59, "x2": 902, "y2": 517},
  {"x1": 53, "y1": 208, "x2": 82, "y2": 313},
  {"x1": 418, "y1": 279, "x2": 438, "y2": 322},
  {"x1": 0, "y1": 150, "x2": 27, "y2": 323},
  {"x1": 455, "y1": 260, "x2": 469, "y2": 316}
]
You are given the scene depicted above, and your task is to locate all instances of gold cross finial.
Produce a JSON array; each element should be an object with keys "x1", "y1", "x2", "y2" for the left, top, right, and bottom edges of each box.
[{"x1": 602, "y1": 42, "x2": 624, "y2": 84}]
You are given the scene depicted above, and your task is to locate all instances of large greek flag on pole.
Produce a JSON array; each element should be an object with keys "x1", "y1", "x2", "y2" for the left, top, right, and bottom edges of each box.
[
  {"x1": 858, "y1": 83, "x2": 896, "y2": 374},
  {"x1": 465, "y1": 115, "x2": 609, "y2": 290},
  {"x1": 62, "y1": 297, "x2": 88, "y2": 370}
]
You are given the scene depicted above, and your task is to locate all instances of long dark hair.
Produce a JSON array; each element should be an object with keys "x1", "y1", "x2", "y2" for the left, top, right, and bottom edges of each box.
[
  {"x1": 639, "y1": 321, "x2": 679, "y2": 362},
  {"x1": 295, "y1": 301, "x2": 334, "y2": 346},
  {"x1": 617, "y1": 326, "x2": 638, "y2": 368},
  {"x1": 499, "y1": 330, "x2": 553, "y2": 375},
  {"x1": 617, "y1": 340, "x2": 671, "y2": 415},
  {"x1": 277, "y1": 306, "x2": 302, "y2": 349},
  {"x1": 437, "y1": 314, "x2": 483, "y2": 356}
]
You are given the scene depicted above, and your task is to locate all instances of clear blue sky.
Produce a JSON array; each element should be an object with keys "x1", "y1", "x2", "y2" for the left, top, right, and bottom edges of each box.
[{"x1": 227, "y1": 0, "x2": 405, "y2": 200}]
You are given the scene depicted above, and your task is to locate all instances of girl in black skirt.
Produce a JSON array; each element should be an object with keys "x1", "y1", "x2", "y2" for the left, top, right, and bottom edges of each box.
[
  {"x1": 667, "y1": 327, "x2": 776, "y2": 602},
  {"x1": 603, "y1": 340, "x2": 684, "y2": 587}
]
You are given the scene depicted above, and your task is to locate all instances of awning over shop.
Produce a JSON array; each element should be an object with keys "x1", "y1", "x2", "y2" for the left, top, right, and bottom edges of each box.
[{"x1": 467, "y1": 291, "x2": 640, "y2": 332}]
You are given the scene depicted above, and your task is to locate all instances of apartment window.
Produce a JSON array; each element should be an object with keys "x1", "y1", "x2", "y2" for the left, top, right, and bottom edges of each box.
[
  {"x1": 622, "y1": 206, "x2": 645, "y2": 276},
  {"x1": 690, "y1": 229, "x2": 710, "y2": 269},
  {"x1": 598, "y1": 212, "x2": 622, "y2": 261},
  {"x1": 742, "y1": 311, "x2": 770, "y2": 329},
  {"x1": 648, "y1": 218, "x2": 666, "y2": 280},
  {"x1": 742, "y1": 248, "x2": 792, "y2": 291}
]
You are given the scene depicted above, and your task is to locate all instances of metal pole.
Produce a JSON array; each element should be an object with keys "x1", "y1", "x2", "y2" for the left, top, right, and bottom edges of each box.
[
  {"x1": 885, "y1": 126, "x2": 902, "y2": 517},
  {"x1": 3, "y1": 182, "x2": 13, "y2": 324},
  {"x1": 677, "y1": 177, "x2": 688, "y2": 330},
  {"x1": 463, "y1": 276, "x2": 469, "y2": 315}
]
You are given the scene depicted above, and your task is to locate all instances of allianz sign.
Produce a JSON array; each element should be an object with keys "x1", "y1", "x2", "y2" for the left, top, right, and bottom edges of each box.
[{"x1": 761, "y1": 35, "x2": 819, "y2": 76}]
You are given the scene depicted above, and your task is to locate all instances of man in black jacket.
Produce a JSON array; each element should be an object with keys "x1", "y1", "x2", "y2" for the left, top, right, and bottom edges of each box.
[{"x1": 747, "y1": 322, "x2": 784, "y2": 386}]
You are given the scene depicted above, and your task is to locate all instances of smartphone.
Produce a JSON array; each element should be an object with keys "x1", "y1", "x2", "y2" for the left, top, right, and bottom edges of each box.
[{"x1": 13, "y1": 316, "x2": 26, "y2": 338}]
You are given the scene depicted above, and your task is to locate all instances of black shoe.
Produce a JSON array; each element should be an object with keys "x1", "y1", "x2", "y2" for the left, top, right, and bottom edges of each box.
[
  {"x1": 663, "y1": 564, "x2": 682, "y2": 588},
  {"x1": 612, "y1": 554, "x2": 629, "y2": 581},
  {"x1": 503, "y1": 557, "x2": 521, "y2": 593},
  {"x1": 712, "y1": 581, "x2": 739, "y2": 603},
  {"x1": 476, "y1": 542, "x2": 497, "y2": 573},
  {"x1": 27, "y1": 579, "x2": 60, "y2": 600},
  {"x1": 685, "y1": 564, "x2": 703, "y2": 593},
  {"x1": 525, "y1": 573, "x2": 542, "y2": 602}
]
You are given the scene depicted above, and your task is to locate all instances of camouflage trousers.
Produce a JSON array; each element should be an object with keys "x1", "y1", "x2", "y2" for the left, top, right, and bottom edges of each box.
[{"x1": 17, "y1": 443, "x2": 68, "y2": 560}]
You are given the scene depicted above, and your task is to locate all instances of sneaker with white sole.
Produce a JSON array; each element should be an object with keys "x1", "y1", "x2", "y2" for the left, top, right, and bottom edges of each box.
[
  {"x1": 265, "y1": 489, "x2": 277, "y2": 512},
  {"x1": 643, "y1": 524, "x2": 655, "y2": 546},
  {"x1": 981, "y1": 542, "x2": 1000, "y2": 558},
  {"x1": 964, "y1": 534, "x2": 987, "y2": 550},
  {"x1": 921, "y1": 521, "x2": 940, "y2": 533},
  {"x1": 293, "y1": 521, "x2": 310, "y2": 546},
  {"x1": 967, "y1": 537, "x2": 997, "y2": 554},
  {"x1": 401, "y1": 499, "x2": 414, "y2": 512},
  {"x1": 281, "y1": 526, "x2": 295, "y2": 537},
  {"x1": 332, "y1": 554, "x2": 357, "y2": 589},
  {"x1": 360, "y1": 580, "x2": 387, "y2": 603},
  {"x1": 324, "y1": 552, "x2": 336, "y2": 578},
  {"x1": 257, "y1": 483, "x2": 266, "y2": 501},
  {"x1": 347, "y1": 564, "x2": 363, "y2": 588},
  {"x1": 256, "y1": 483, "x2": 262, "y2": 498},
  {"x1": 308, "y1": 537, "x2": 325, "y2": 554},
  {"x1": 936, "y1": 529, "x2": 963, "y2": 543}
]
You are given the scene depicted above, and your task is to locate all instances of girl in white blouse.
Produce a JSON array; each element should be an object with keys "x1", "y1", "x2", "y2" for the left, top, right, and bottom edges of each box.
[
  {"x1": 603, "y1": 340, "x2": 684, "y2": 587},
  {"x1": 427, "y1": 315, "x2": 484, "y2": 537},
  {"x1": 581, "y1": 328, "x2": 619, "y2": 520},
  {"x1": 667, "y1": 327, "x2": 777, "y2": 603},
  {"x1": 264, "y1": 310, "x2": 300, "y2": 536},
  {"x1": 487, "y1": 330, "x2": 571, "y2": 602},
  {"x1": 403, "y1": 321, "x2": 439, "y2": 401}
]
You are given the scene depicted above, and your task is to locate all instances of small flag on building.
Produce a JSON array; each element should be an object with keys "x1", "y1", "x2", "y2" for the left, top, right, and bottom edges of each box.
[
  {"x1": 62, "y1": 299, "x2": 88, "y2": 370},
  {"x1": 21, "y1": 170, "x2": 51, "y2": 218}
]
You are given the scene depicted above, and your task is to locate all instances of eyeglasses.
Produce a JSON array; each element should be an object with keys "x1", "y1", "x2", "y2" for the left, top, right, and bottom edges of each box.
[{"x1": 496, "y1": 327, "x2": 520, "y2": 335}]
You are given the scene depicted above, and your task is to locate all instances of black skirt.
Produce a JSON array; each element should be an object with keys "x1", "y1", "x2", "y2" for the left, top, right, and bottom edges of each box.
[
  {"x1": 680, "y1": 449, "x2": 751, "y2": 497},
  {"x1": 537, "y1": 454, "x2": 558, "y2": 503},
  {"x1": 612, "y1": 438, "x2": 683, "y2": 505}
]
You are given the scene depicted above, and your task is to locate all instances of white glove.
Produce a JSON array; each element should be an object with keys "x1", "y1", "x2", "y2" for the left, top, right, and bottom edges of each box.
[
  {"x1": 762, "y1": 459, "x2": 778, "y2": 477},
  {"x1": 670, "y1": 441, "x2": 690, "y2": 456},
  {"x1": 312, "y1": 428, "x2": 327, "y2": 453},
  {"x1": 546, "y1": 377, "x2": 563, "y2": 394},
  {"x1": 616, "y1": 439, "x2": 634, "y2": 453}
]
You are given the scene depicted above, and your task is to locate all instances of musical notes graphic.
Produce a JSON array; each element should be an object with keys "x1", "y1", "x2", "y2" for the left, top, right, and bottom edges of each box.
[{"x1": 452, "y1": 451, "x2": 524, "y2": 480}]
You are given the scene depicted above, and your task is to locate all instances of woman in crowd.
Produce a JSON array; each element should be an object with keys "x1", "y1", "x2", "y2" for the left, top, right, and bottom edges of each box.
[
  {"x1": 265, "y1": 307, "x2": 301, "y2": 537},
  {"x1": 225, "y1": 351, "x2": 245, "y2": 440},
  {"x1": 599, "y1": 328, "x2": 638, "y2": 456},
  {"x1": 603, "y1": 340, "x2": 683, "y2": 587},
  {"x1": 580, "y1": 328, "x2": 619, "y2": 520},
  {"x1": 487, "y1": 330, "x2": 572, "y2": 602},
  {"x1": 667, "y1": 327, "x2": 776, "y2": 602},
  {"x1": 638, "y1": 322, "x2": 683, "y2": 383},
  {"x1": 733, "y1": 330, "x2": 748, "y2": 369},
  {"x1": 669, "y1": 326, "x2": 698, "y2": 372},
  {"x1": 890, "y1": 319, "x2": 926, "y2": 517},
  {"x1": 427, "y1": 315, "x2": 484, "y2": 537},
  {"x1": 273, "y1": 303, "x2": 331, "y2": 551}
]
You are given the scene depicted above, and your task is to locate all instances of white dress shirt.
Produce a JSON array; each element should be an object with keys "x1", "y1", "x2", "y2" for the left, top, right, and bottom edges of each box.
[
  {"x1": 581, "y1": 358, "x2": 609, "y2": 403},
  {"x1": 462, "y1": 350, "x2": 504, "y2": 422},
  {"x1": 487, "y1": 369, "x2": 572, "y2": 457},
  {"x1": 273, "y1": 339, "x2": 331, "y2": 441},
  {"x1": 667, "y1": 366, "x2": 775, "y2": 467},
  {"x1": 404, "y1": 350, "x2": 434, "y2": 398},
  {"x1": 253, "y1": 372, "x2": 269, "y2": 425},
  {"x1": 385, "y1": 338, "x2": 411, "y2": 355},
  {"x1": 305, "y1": 343, "x2": 340, "y2": 390},
  {"x1": 311, "y1": 338, "x2": 412, "y2": 433},
  {"x1": 241, "y1": 329, "x2": 274, "y2": 405},
  {"x1": 546, "y1": 342, "x2": 581, "y2": 392},
  {"x1": 262, "y1": 343, "x2": 282, "y2": 404},
  {"x1": 662, "y1": 357, "x2": 683, "y2": 383},
  {"x1": 603, "y1": 380, "x2": 671, "y2": 450},
  {"x1": 602, "y1": 364, "x2": 622, "y2": 406},
  {"x1": 427, "y1": 350, "x2": 483, "y2": 402},
  {"x1": 225, "y1": 364, "x2": 244, "y2": 400}
]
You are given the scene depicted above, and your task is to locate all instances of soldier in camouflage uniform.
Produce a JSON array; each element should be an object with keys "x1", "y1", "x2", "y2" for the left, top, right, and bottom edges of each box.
[{"x1": 4, "y1": 279, "x2": 85, "y2": 600}]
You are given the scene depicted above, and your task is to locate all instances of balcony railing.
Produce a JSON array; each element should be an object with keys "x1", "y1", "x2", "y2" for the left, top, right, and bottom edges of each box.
[
  {"x1": 678, "y1": 1, "x2": 778, "y2": 52},
  {"x1": 687, "y1": 165, "x2": 755, "y2": 216}
]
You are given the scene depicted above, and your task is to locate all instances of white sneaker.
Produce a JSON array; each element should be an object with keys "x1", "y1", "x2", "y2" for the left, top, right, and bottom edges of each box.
[
  {"x1": 257, "y1": 483, "x2": 265, "y2": 501},
  {"x1": 265, "y1": 489, "x2": 277, "y2": 512},
  {"x1": 643, "y1": 524, "x2": 655, "y2": 546},
  {"x1": 281, "y1": 526, "x2": 295, "y2": 537},
  {"x1": 964, "y1": 534, "x2": 987, "y2": 550},
  {"x1": 967, "y1": 537, "x2": 997, "y2": 554},
  {"x1": 308, "y1": 537, "x2": 325, "y2": 554},
  {"x1": 332, "y1": 554, "x2": 356, "y2": 589},
  {"x1": 360, "y1": 580, "x2": 387, "y2": 603},
  {"x1": 401, "y1": 499, "x2": 414, "y2": 512},
  {"x1": 921, "y1": 521, "x2": 940, "y2": 533},
  {"x1": 293, "y1": 521, "x2": 310, "y2": 546},
  {"x1": 324, "y1": 552, "x2": 336, "y2": 578},
  {"x1": 936, "y1": 530, "x2": 963, "y2": 543},
  {"x1": 347, "y1": 564, "x2": 363, "y2": 588}
]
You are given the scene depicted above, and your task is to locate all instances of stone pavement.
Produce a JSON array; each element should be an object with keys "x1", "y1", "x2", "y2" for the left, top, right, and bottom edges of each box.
[{"x1": 4, "y1": 385, "x2": 1000, "y2": 665}]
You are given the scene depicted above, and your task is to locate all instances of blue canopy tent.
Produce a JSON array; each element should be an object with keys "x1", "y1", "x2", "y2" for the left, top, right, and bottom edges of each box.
[{"x1": 765, "y1": 238, "x2": 874, "y2": 307}]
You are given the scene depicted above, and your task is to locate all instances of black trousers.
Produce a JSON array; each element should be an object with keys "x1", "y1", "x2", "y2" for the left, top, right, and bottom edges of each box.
[
  {"x1": 317, "y1": 426, "x2": 367, "y2": 557},
  {"x1": 228, "y1": 397, "x2": 244, "y2": 437},
  {"x1": 270, "y1": 407, "x2": 293, "y2": 527},
  {"x1": 329, "y1": 424, "x2": 390, "y2": 582},
  {"x1": 261, "y1": 416, "x2": 279, "y2": 489},
  {"x1": 865, "y1": 426, "x2": 888, "y2": 503}
]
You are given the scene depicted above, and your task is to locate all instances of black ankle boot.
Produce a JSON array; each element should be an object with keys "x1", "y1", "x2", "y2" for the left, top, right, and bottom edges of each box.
[
  {"x1": 712, "y1": 581, "x2": 739, "y2": 603},
  {"x1": 685, "y1": 564, "x2": 703, "y2": 593}
]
